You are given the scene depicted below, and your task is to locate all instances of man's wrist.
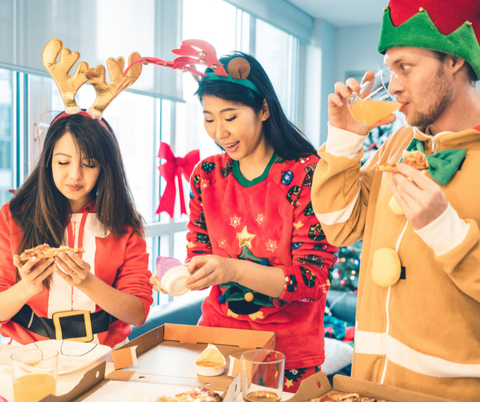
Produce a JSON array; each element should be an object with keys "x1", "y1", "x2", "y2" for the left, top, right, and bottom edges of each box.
[
  {"x1": 325, "y1": 123, "x2": 366, "y2": 158},
  {"x1": 415, "y1": 203, "x2": 470, "y2": 256}
]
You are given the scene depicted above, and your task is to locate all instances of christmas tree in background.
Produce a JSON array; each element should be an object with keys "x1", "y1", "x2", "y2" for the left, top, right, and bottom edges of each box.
[{"x1": 330, "y1": 242, "x2": 362, "y2": 292}]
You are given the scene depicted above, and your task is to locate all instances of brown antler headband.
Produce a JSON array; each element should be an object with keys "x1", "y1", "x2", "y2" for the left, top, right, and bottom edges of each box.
[{"x1": 42, "y1": 38, "x2": 143, "y2": 120}]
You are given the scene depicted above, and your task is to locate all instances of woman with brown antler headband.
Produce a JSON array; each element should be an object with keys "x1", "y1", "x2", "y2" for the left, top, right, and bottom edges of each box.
[
  {"x1": 146, "y1": 40, "x2": 339, "y2": 392},
  {"x1": 0, "y1": 39, "x2": 153, "y2": 347}
]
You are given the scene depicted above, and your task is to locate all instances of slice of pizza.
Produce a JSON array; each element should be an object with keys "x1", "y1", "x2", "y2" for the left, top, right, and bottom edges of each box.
[
  {"x1": 308, "y1": 393, "x2": 390, "y2": 402},
  {"x1": 156, "y1": 387, "x2": 222, "y2": 402},
  {"x1": 402, "y1": 149, "x2": 429, "y2": 170},
  {"x1": 378, "y1": 150, "x2": 429, "y2": 173},
  {"x1": 19, "y1": 244, "x2": 85, "y2": 262},
  {"x1": 308, "y1": 393, "x2": 359, "y2": 402}
]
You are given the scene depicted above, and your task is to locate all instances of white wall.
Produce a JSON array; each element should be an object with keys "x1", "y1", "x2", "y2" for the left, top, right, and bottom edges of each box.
[
  {"x1": 334, "y1": 24, "x2": 384, "y2": 84},
  {"x1": 303, "y1": 22, "x2": 384, "y2": 147},
  {"x1": 303, "y1": 18, "x2": 335, "y2": 148}
]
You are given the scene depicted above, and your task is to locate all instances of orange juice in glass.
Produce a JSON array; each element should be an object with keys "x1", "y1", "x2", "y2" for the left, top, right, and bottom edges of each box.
[
  {"x1": 11, "y1": 349, "x2": 58, "y2": 402},
  {"x1": 347, "y1": 68, "x2": 401, "y2": 127}
]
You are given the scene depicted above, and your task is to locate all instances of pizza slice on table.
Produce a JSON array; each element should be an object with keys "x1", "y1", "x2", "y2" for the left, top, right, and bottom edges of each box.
[
  {"x1": 377, "y1": 150, "x2": 429, "y2": 173},
  {"x1": 19, "y1": 244, "x2": 85, "y2": 262},
  {"x1": 308, "y1": 392, "x2": 391, "y2": 402},
  {"x1": 156, "y1": 387, "x2": 223, "y2": 402}
]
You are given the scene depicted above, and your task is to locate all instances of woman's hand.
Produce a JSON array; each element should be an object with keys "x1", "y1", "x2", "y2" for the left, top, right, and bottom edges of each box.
[
  {"x1": 185, "y1": 255, "x2": 237, "y2": 291},
  {"x1": 53, "y1": 251, "x2": 93, "y2": 289},
  {"x1": 150, "y1": 274, "x2": 168, "y2": 294},
  {"x1": 13, "y1": 255, "x2": 55, "y2": 298}
]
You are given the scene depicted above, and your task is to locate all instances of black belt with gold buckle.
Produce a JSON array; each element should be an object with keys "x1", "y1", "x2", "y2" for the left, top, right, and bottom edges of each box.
[{"x1": 11, "y1": 304, "x2": 117, "y2": 342}]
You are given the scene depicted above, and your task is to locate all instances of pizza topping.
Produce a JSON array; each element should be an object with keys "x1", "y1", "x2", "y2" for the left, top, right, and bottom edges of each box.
[
  {"x1": 19, "y1": 244, "x2": 85, "y2": 261},
  {"x1": 378, "y1": 150, "x2": 429, "y2": 173},
  {"x1": 155, "y1": 387, "x2": 222, "y2": 402},
  {"x1": 308, "y1": 393, "x2": 390, "y2": 402}
]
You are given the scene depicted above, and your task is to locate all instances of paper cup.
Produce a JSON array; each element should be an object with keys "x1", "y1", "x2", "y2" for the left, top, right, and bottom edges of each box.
[
  {"x1": 195, "y1": 344, "x2": 226, "y2": 377},
  {"x1": 160, "y1": 265, "x2": 191, "y2": 296},
  {"x1": 194, "y1": 362, "x2": 226, "y2": 377}
]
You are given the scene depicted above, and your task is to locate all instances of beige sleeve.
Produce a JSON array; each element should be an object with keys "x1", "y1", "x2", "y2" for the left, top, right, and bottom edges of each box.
[
  {"x1": 433, "y1": 219, "x2": 480, "y2": 303},
  {"x1": 311, "y1": 143, "x2": 378, "y2": 247},
  {"x1": 312, "y1": 125, "x2": 411, "y2": 247}
]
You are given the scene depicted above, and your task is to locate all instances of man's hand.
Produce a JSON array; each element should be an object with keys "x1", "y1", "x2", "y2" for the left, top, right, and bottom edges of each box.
[
  {"x1": 388, "y1": 164, "x2": 448, "y2": 230},
  {"x1": 329, "y1": 71, "x2": 396, "y2": 135}
]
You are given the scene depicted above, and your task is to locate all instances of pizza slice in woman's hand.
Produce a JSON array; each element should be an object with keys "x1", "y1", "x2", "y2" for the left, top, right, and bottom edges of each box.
[{"x1": 19, "y1": 244, "x2": 85, "y2": 261}]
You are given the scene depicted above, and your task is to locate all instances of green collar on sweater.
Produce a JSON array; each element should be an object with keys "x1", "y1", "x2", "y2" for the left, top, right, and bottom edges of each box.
[{"x1": 232, "y1": 151, "x2": 277, "y2": 187}]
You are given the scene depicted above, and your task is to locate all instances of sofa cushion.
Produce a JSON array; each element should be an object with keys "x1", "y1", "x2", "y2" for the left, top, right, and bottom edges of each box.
[{"x1": 129, "y1": 293, "x2": 205, "y2": 340}]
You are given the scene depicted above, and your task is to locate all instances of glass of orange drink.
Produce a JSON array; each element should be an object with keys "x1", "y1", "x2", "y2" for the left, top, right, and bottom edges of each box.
[
  {"x1": 347, "y1": 68, "x2": 401, "y2": 127},
  {"x1": 11, "y1": 349, "x2": 58, "y2": 402},
  {"x1": 241, "y1": 350, "x2": 285, "y2": 402}
]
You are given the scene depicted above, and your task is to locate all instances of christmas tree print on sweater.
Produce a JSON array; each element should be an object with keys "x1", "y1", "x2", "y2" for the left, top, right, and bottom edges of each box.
[{"x1": 220, "y1": 228, "x2": 287, "y2": 320}]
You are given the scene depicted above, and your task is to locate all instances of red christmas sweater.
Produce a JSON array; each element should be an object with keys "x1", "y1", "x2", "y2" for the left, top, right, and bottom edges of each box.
[
  {"x1": 186, "y1": 152, "x2": 338, "y2": 370},
  {"x1": 0, "y1": 200, "x2": 153, "y2": 347}
]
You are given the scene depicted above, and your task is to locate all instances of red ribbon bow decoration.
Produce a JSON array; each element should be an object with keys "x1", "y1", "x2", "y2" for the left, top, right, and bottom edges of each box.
[{"x1": 156, "y1": 142, "x2": 200, "y2": 218}]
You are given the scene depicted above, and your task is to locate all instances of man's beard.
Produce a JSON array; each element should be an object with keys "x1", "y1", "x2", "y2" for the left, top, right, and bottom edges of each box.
[{"x1": 406, "y1": 66, "x2": 453, "y2": 130}]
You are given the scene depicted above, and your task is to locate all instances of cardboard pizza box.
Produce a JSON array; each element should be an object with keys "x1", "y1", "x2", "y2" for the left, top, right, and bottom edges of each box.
[
  {"x1": 37, "y1": 324, "x2": 275, "y2": 401},
  {"x1": 286, "y1": 372, "x2": 455, "y2": 402}
]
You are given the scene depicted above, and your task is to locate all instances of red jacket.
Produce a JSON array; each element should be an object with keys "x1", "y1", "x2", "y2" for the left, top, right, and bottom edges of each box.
[
  {"x1": 187, "y1": 152, "x2": 338, "y2": 369},
  {"x1": 0, "y1": 200, "x2": 153, "y2": 347}
]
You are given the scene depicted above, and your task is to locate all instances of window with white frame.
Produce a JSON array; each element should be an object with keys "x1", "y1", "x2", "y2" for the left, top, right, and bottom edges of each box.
[
  {"x1": 0, "y1": 69, "x2": 14, "y2": 206},
  {"x1": 2, "y1": 0, "x2": 306, "y2": 310}
]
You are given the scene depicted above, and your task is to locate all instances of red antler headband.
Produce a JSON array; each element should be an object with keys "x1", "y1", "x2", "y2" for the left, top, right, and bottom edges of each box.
[{"x1": 123, "y1": 39, "x2": 262, "y2": 96}]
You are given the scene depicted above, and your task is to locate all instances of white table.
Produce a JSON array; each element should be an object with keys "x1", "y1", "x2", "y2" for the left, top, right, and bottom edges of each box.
[{"x1": 0, "y1": 344, "x2": 114, "y2": 402}]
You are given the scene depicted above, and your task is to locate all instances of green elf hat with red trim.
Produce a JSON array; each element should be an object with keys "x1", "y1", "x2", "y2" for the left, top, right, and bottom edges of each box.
[{"x1": 378, "y1": 0, "x2": 480, "y2": 80}]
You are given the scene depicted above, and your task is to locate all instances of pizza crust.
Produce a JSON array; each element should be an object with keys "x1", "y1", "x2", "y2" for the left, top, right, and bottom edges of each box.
[
  {"x1": 155, "y1": 387, "x2": 222, "y2": 402},
  {"x1": 308, "y1": 393, "x2": 390, "y2": 402},
  {"x1": 377, "y1": 150, "x2": 429, "y2": 173},
  {"x1": 19, "y1": 244, "x2": 85, "y2": 261}
]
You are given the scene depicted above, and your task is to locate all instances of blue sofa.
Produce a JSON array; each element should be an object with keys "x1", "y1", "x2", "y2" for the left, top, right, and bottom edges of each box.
[{"x1": 129, "y1": 289, "x2": 356, "y2": 340}]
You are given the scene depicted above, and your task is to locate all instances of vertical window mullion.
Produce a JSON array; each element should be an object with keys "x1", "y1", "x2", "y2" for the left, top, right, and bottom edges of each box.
[
  {"x1": 249, "y1": 15, "x2": 256, "y2": 57},
  {"x1": 12, "y1": 72, "x2": 19, "y2": 189}
]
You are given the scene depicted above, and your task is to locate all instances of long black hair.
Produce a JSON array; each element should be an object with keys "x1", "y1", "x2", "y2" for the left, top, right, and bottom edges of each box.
[
  {"x1": 195, "y1": 51, "x2": 316, "y2": 160},
  {"x1": 10, "y1": 112, "x2": 144, "y2": 257}
]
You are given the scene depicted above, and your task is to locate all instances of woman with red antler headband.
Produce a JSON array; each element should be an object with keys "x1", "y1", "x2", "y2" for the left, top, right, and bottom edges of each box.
[
  {"x1": 0, "y1": 39, "x2": 153, "y2": 347},
  {"x1": 146, "y1": 40, "x2": 338, "y2": 392}
]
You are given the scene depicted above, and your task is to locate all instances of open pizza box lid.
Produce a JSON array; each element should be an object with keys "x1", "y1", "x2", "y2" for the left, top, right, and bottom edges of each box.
[
  {"x1": 37, "y1": 324, "x2": 275, "y2": 401},
  {"x1": 34, "y1": 324, "x2": 453, "y2": 402},
  {"x1": 287, "y1": 371, "x2": 455, "y2": 402}
]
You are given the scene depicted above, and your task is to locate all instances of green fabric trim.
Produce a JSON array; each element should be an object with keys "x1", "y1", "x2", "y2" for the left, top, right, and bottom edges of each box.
[
  {"x1": 399, "y1": 138, "x2": 466, "y2": 185},
  {"x1": 200, "y1": 72, "x2": 262, "y2": 96},
  {"x1": 378, "y1": 7, "x2": 480, "y2": 80},
  {"x1": 232, "y1": 151, "x2": 277, "y2": 187}
]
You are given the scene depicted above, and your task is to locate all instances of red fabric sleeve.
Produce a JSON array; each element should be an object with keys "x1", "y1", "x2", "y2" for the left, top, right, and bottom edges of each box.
[
  {"x1": 185, "y1": 163, "x2": 213, "y2": 263},
  {"x1": 276, "y1": 164, "x2": 338, "y2": 302},
  {"x1": 0, "y1": 203, "x2": 18, "y2": 324},
  {"x1": 112, "y1": 229, "x2": 153, "y2": 325}
]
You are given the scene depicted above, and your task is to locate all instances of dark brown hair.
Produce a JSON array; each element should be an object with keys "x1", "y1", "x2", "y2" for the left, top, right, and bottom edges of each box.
[
  {"x1": 195, "y1": 52, "x2": 316, "y2": 160},
  {"x1": 10, "y1": 113, "x2": 144, "y2": 259}
]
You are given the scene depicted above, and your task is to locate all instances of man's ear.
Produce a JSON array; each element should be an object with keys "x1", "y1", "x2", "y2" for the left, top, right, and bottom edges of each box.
[
  {"x1": 261, "y1": 99, "x2": 270, "y2": 121},
  {"x1": 449, "y1": 55, "x2": 466, "y2": 74}
]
